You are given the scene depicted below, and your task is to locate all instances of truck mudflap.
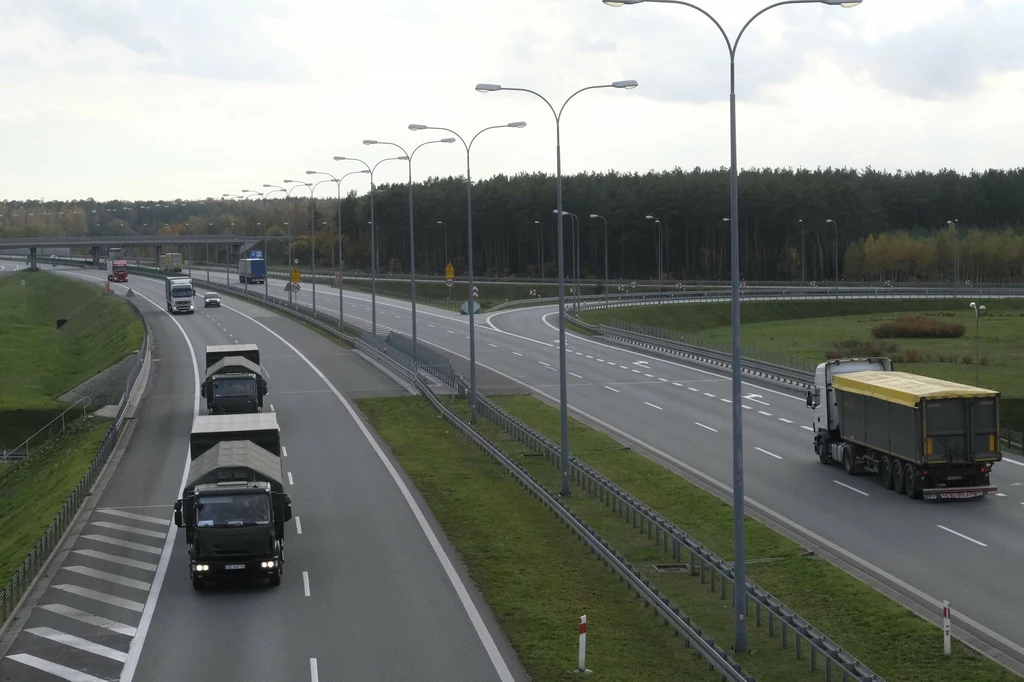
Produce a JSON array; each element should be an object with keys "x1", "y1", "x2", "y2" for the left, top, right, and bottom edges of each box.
[{"x1": 923, "y1": 486, "x2": 997, "y2": 501}]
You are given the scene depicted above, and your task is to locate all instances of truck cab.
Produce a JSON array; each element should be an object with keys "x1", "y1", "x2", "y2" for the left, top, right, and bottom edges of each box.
[
  {"x1": 806, "y1": 357, "x2": 892, "y2": 436},
  {"x1": 201, "y1": 345, "x2": 268, "y2": 414},
  {"x1": 165, "y1": 276, "x2": 195, "y2": 314}
]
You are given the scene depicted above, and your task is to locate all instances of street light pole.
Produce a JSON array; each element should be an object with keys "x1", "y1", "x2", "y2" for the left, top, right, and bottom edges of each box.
[
  {"x1": 364, "y1": 137, "x2": 456, "y2": 364},
  {"x1": 223, "y1": 194, "x2": 246, "y2": 290},
  {"x1": 307, "y1": 170, "x2": 369, "y2": 329},
  {"x1": 335, "y1": 155, "x2": 405, "y2": 336},
  {"x1": 826, "y1": 218, "x2": 838, "y2": 297},
  {"x1": 259, "y1": 185, "x2": 288, "y2": 297},
  {"x1": 603, "y1": 0, "x2": 861, "y2": 653},
  {"x1": 475, "y1": 79, "x2": 637, "y2": 494},
  {"x1": 409, "y1": 121, "x2": 527, "y2": 424},
  {"x1": 948, "y1": 220, "x2": 959, "y2": 296},
  {"x1": 284, "y1": 180, "x2": 317, "y2": 313},
  {"x1": 645, "y1": 215, "x2": 663, "y2": 290},
  {"x1": 970, "y1": 301, "x2": 985, "y2": 386},
  {"x1": 798, "y1": 219, "x2": 805, "y2": 283},
  {"x1": 437, "y1": 220, "x2": 448, "y2": 268},
  {"x1": 590, "y1": 214, "x2": 609, "y2": 307}
]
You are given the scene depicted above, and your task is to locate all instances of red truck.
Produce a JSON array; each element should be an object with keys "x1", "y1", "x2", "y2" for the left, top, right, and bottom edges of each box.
[{"x1": 107, "y1": 259, "x2": 128, "y2": 282}]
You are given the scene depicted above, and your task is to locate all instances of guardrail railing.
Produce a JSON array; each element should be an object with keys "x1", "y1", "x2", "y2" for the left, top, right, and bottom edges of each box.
[
  {"x1": 1, "y1": 396, "x2": 93, "y2": 463},
  {"x1": 1, "y1": 294, "x2": 150, "y2": 629}
]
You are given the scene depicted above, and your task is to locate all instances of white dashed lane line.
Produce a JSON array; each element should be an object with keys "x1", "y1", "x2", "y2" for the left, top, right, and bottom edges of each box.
[
  {"x1": 605, "y1": 386, "x2": 620, "y2": 393},
  {"x1": 833, "y1": 480, "x2": 870, "y2": 497},
  {"x1": 937, "y1": 525, "x2": 987, "y2": 547},
  {"x1": 695, "y1": 422, "x2": 718, "y2": 433},
  {"x1": 755, "y1": 447, "x2": 783, "y2": 460}
]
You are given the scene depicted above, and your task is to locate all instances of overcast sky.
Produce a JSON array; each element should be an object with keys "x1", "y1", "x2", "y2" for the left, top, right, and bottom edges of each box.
[{"x1": 1, "y1": 0, "x2": 1021, "y2": 202}]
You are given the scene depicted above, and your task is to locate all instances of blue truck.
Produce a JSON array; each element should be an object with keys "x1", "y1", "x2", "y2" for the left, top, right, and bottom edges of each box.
[{"x1": 239, "y1": 258, "x2": 266, "y2": 284}]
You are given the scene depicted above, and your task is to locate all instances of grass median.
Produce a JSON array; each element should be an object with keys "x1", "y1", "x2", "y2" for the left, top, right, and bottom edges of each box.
[
  {"x1": 0, "y1": 418, "x2": 112, "y2": 589},
  {"x1": 453, "y1": 393, "x2": 1016, "y2": 682},
  {"x1": 356, "y1": 395, "x2": 733, "y2": 682}
]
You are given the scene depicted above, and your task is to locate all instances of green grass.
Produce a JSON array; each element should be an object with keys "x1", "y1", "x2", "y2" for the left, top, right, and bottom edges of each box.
[
  {"x1": 0, "y1": 272, "x2": 143, "y2": 446},
  {"x1": 581, "y1": 298, "x2": 1024, "y2": 432},
  {"x1": 356, "y1": 395, "x2": 734, "y2": 682},
  {"x1": 0, "y1": 419, "x2": 112, "y2": 589},
  {"x1": 462, "y1": 393, "x2": 1017, "y2": 682}
]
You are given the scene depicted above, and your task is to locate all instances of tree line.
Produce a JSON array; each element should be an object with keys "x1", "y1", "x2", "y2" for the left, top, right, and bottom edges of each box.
[{"x1": 3, "y1": 166, "x2": 1023, "y2": 281}]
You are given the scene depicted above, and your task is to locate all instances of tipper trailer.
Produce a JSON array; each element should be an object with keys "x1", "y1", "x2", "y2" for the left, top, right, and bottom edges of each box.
[
  {"x1": 806, "y1": 357, "x2": 1001, "y2": 500},
  {"x1": 201, "y1": 344, "x2": 268, "y2": 414}
]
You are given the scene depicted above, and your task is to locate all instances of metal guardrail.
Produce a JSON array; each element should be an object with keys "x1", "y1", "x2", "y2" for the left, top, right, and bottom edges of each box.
[
  {"x1": 0, "y1": 396, "x2": 93, "y2": 463},
  {"x1": 1, "y1": 294, "x2": 150, "y2": 629},
  {"x1": 1001, "y1": 428, "x2": 1023, "y2": 451}
]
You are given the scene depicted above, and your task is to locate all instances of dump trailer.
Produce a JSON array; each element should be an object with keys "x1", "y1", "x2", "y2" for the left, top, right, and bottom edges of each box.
[
  {"x1": 239, "y1": 258, "x2": 266, "y2": 284},
  {"x1": 201, "y1": 344, "x2": 268, "y2": 414},
  {"x1": 175, "y1": 413, "x2": 291, "y2": 590},
  {"x1": 807, "y1": 357, "x2": 1001, "y2": 500},
  {"x1": 165, "y1": 276, "x2": 195, "y2": 314}
]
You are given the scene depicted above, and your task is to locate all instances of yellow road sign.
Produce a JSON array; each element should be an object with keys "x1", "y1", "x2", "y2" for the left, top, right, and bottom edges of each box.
[
  {"x1": 445, "y1": 263, "x2": 455, "y2": 279},
  {"x1": 291, "y1": 268, "x2": 301, "y2": 284}
]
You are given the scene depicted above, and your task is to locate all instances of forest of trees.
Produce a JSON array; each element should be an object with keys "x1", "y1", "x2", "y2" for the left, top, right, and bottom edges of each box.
[{"x1": 3, "y1": 166, "x2": 1024, "y2": 282}]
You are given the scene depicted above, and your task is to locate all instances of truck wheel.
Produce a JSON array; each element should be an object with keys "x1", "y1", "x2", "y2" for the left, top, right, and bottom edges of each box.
[
  {"x1": 815, "y1": 437, "x2": 829, "y2": 464},
  {"x1": 843, "y1": 450, "x2": 856, "y2": 476},
  {"x1": 892, "y1": 461, "x2": 906, "y2": 495},
  {"x1": 904, "y1": 463, "x2": 921, "y2": 499},
  {"x1": 880, "y1": 457, "x2": 894, "y2": 490},
  {"x1": 269, "y1": 570, "x2": 281, "y2": 587}
]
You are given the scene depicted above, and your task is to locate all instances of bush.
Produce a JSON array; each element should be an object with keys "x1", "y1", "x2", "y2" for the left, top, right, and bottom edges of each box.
[
  {"x1": 872, "y1": 314, "x2": 965, "y2": 339},
  {"x1": 903, "y1": 347, "x2": 922, "y2": 363}
]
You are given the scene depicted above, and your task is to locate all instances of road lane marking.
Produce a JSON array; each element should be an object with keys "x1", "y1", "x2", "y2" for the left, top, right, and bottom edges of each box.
[
  {"x1": 303, "y1": 571, "x2": 311, "y2": 597},
  {"x1": 429, "y1": 324, "x2": 436, "y2": 328},
  {"x1": 282, "y1": 446, "x2": 288, "y2": 457},
  {"x1": 539, "y1": 361, "x2": 551, "y2": 367},
  {"x1": 91, "y1": 521, "x2": 166, "y2": 539},
  {"x1": 513, "y1": 352, "x2": 523, "y2": 357},
  {"x1": 63, "y1": 565, "x2": 152, "y2": 591},
  {"x1": 672, "y1": 382, "x2": 683, "y2": 387},
  {"x1": 631, "y1": 369, "x2": 641, "y2": 374},
  {"x1": 758, "y1": 411, "x2": 773, "y2": 417},
  {"x1": 295, "y1": 516, "x2": 303, "y2": 534},
  {"x1": 570, "y1": 372, "x2": 583, "y2": 379},
  {"x1": 26, "y1": 627, "x2": 130, "y2": 662},
  {"x1": 310, "y1": 658, "x2": 319, "y2": 682},
  {"x1": 703, "y1": 392, "x2": 715, "y2": 398},
  {"x1": 755, "y1": 447, "x2": 783, "y2": 460},
  {"x1": 446, "y1": 329, "x2": 455, "y2": 334},
  {"x1": 1002, "y1": 457, "x2": 1024, "y2": 467},
  {"x1": 288, "y1": 471, "x2": 294, "y2": 486},
  {"x1": 644, "y1": 402, "x2": 663, "y2": 410},
  {"x1": 695, "y1": 422, "x2": 717, "y2": 433},
  {"x1": 39, "y1": 604, "x2": 137, "y2": 637},
  {"x1": 687, "y1": 387, "x2": 698, "y2": 392},
  {"x1": 96, "y1": 509, "x2": 170, "y2": 526},
  {"x1": 81, "y1": 535, "x2": 162, "y2": 555},
  {"x1": 833, "y1": 480, "x2": 869, "y2": 496},
  {"x1": 71, "y1": 549, "x2": 157, "y2": 571},
  {"x1": 488, "y1": 343, "x2": 498, "y2": 348},
  {"x1": 801, "y1": 425, "x2": 814, "y2": 431},
  {"x1": 658, "y1": 377, "x2": 668, "y2": 382},
  {"x1": 937, "y1": 525, "x2": 987, "y2": 547},
  {"x1": 7, "y1": 653, "x2": 108, "y2": 681},
  {"x1": 54, "y1": 584, "x2": 145, "y2": 613},
  {"x1": 779, "y1": 418, "x2": 793, "y2": 424},
  {"x1": 605, "y1": 386, "x2": 620, "y2": 393},
  {"x1": 644, "y1": 373, "x2": 655, "y2": 378}
]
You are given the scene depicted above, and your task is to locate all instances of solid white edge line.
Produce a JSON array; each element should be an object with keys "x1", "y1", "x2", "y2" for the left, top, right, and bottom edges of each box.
[
  {"x1": 755, "y1": 447, "x2": 783, "y2": 460},
  {"x1": 937, "y1": 525, "x2": 988, "y2": 547},
  {"x1": 1002, "y1": 457, "x2": 1024, "y2": 467},
  {"x1": 120, "y1": 289, "x2": 201, "y2": 682},
  {"x1": 221, "y1": 303, "x2": 516, "y2": 682},
  {"x1": 832, "y1": 480, "x2": 870, "y2": 497},
  {"x1": 303, "y1": 571, "x2": 311, "y2": 597}
]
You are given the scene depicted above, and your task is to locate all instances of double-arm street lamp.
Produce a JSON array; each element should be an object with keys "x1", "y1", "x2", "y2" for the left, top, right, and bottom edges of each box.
[
  {"x1": 475, "y1": 79, "x2": 637, "y2": 495},
  {"x1": 334, "y1": 155, "x2": 407, "y2": 335},
  {"x1": 363, "y1": 137, "x2": 457, "y2": 364},
  {"x1": 284, "y1": 180, "x2": 317, "y2": 312},
  {"x1": 409, "y1": 120, "x2": 527, "y2": 423},
  {"x1": 602, "y1": 0, "x2": 862, "y2": 653},
  {"x1": 223, "y1": 193, "x2": 247, "y2": 291},
  {"x1": 306, "y1": 169, "x2": 370, "y2": 329},
  {"x1": 553, "y1": 210, "x2": 581, "y2": 313},
  {"x1": 590, "y1": 214, "x2": 610, "y2": 307},
  {"x1": 243, "y1": 188, "x2": 284, "y2": 297}
]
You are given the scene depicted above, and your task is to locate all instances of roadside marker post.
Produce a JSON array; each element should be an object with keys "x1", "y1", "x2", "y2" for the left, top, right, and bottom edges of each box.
[
  {"x1": 576, "y1": 615, "x2": 591, "y2": 674},
  {"x1": 943, "y1": 601, "x2": 951, "y2": 655}
]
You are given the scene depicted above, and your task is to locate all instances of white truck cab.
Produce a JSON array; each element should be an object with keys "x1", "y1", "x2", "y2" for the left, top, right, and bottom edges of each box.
[{"x1": 806, "y1": 357, "x2": 893, "y2": 434}]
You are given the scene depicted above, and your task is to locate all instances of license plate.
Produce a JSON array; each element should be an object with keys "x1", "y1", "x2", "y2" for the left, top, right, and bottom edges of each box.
[
  {"x1": 224, "y1": 563, "x2": 246, "y2": 570},
  {"x1": 945, "y1": 476, "x2": 963, "y2": 481}
]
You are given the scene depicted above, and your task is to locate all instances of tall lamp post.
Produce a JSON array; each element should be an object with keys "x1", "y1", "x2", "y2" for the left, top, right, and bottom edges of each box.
[
  {"x1": 602, "y1": 0, "x2": 861, "y2": 653},
  {"x1": 437, "y1": 220, "x2": 448, "y2": 269},
  {"x1": 409, "y1": 120, "x2": 527, "y2": 424},
  {"x1": 475, "y1": 79, "x2": 637, "y2": 494},
  {"x1": 243, "y1": 188, "x2": 283, "y2": 297},
  {"x1": 970, "y1": 301, "x2": 985, "y2": 386},
  {"x1": 947, "y1": 219, "x2": 959, "y2": 296},
  {"x1": 307, "y1": 169, "x2": 370, "y2": 329},
  {"x1": 364, "y1": 137, "x2": 457, "y2": 364},
  {"x1": 590, "y1": 214, "x2": 609, "y2": 308},
  {"x1": 645, "y1": 214, "x2": 663, "y2": 291},
  {"x1": 284, "y1": 180, "x2": 316, "y2": 312},
  {"x1": 533, "y1": 220, "x2": 544, "y2": 279},
  {"x1": 335, "y1": 154, "x2": 406, "y2": 335},
  {"x1": 555, "y1": 210, "x2": 581, "y2": 313},
  {"x1": 223, "y1": 194, "x2": 246, "y2": 290},
  {"x1": 826, "y1": 218, "x2": 839, "y2": 297}
]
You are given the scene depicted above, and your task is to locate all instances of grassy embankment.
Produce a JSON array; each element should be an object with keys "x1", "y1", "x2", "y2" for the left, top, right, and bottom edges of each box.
[
  {"x1": 581, "y1": 299, "x2": 1024, "y2": 435},
  {"x1": 357, "y1": 395, "x2": 733, "y2": 682},
  {"x1": 0, "y1": 271, "x2": 144, "y2": 448},
  {"x1": 0, "y1": 419, "x2": 113, "y2": 588},
  {"x1": 451, "y1": 393, "x2": 1017, "y2": 682}
]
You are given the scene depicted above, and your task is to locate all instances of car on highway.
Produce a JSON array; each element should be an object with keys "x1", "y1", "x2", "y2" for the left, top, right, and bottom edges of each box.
[{"x1": 203, "y1": 292, "x2": 221, "y2": 308}]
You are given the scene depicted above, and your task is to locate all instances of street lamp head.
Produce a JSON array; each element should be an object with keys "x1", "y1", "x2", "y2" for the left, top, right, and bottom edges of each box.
[
  {"x1": 475, "y1": 83, "x2": 502, "y2": 93},
  {"x1": 980, "y1": 305, "x2": 986, "y2": 313},
  {"x1": 397, "y1": 155, "x2": 410, "y2": 161},
  {"x1": 363, "y1": 140, "x2": 378, "y2": 146},
  {"x1": 440, "y1": 137, "x2": 457, "y2": 143},
  {"x1": 645, "y1": 215, "x2": 656, "y2": 220},
  {"x1": 722, "y1": 218, "x2": 730, "y2": 223},
  {"x1": 822, "y1": 0, "x2": 863, "y2": 6},
  {"x1": 436, "y1": 221, "x2": 443, "y2": 225},
  {"x1": 612, "y1": 79, "x2": 639, "y2": 90},
  {"x1": 589, "y1": 214, "x2": 600, "y2": 219},
  {"x1": 826, "y1": 218, "x2": 836, "y2": 225},
  {"x1": 262, "y1": 184, "x2": 274, "y2": 188},
  {"x1": 408, "y1": 124, "x2": 427, "y2": 130},
  {"x1": 508, "y1": 121, "x2": 527, "y2": 128},
  {"x1": 602, "y1": 0, "x2": 642, "y2": 6},
  {"x1": 333, "y1": 156, "x2": 346, "y2": 161},
  {"x1": 970, "y1": 301, "x2": 977, "y2": 309},
  {"x1": 305, "y1": 170, "x2": 317, "y2": 175},
  {"x1": 284, "y1": 179, "x2": 296, "y2": 183}
]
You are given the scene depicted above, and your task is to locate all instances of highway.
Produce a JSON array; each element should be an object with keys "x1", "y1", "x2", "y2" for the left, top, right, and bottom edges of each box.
[
  {"x1": 0, "y1": 268, "x2": 524, "y2": 681},
  {"x1": 202, "y1": 266, "x2": 1024, "y2": 665}
]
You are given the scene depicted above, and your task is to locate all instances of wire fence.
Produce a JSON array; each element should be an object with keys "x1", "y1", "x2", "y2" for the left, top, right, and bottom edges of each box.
[
  {"x1": 1, "y1": 294, "x2": 149, "y2": 628},
  {"x1": 0, "y1": 397, "x2": 93, "y2": 463}
]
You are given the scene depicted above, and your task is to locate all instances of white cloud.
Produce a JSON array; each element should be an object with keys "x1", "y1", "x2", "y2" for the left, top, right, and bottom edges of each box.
[{"x1": 0, "y1": 0, "x2": 1021, "y2": 201}]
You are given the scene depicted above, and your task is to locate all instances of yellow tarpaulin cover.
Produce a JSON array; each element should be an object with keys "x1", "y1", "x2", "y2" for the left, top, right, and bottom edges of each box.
[{"x1": 833, "y1": 371, "x2": 999, "y2": 408}]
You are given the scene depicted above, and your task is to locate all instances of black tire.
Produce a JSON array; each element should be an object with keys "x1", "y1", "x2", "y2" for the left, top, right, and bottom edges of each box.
[
  {"x1": 905, "y1": 463, "x2": 921, "y2": 499},
  {"x1": 893, "y1": 461, "x2": 906, "y2": 495},
  {"x1": 880, "y1": 457, "x2": 895, "y2": 489},
  {"x1": 192, "y1": 575, "x2": 205, "y2": 591},
  {"x1": 269, "y1": 570, "x2": 281, "y2": 587},
  {"x1": 816, "y1": 437, "x2": 829, "y2": 465},
  {"x1": 843, "y1": 449, "x2": 855, "y2": 476}
]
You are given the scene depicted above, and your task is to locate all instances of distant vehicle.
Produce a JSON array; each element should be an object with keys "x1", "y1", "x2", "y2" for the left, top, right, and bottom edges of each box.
[
  {"x1": 203, "y1": 292, "x2": 221, "y2": 308},
  {"x1": 159, "y1": 253, "x2": 183, "y2": 273},
  {"x1": 174, "y1": 413, "x2": 291, "y2": 590},
  {"x1": 807, "y1": 357, "x2": 1001, "y2": 500},
  {"x1": 201, "y1": 344, "x2": 267, "y2": 415},
  {"x1": 165, "y1": 276, "x2": 195, "y2": 314},
  {"x1": 239, "y1": 258, "x2": 266, "y2": 284},
  {"x1": 107, "y1": 258, "x2": 129, "y2": 282}
]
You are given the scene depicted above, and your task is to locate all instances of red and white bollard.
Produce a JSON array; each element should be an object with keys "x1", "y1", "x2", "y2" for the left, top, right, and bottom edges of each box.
[
  {"x1": 576, "y1": 615, "x2": 591, "y2": 673},
  {"x1": 943, "y1": 601, "x2": 951, "y2": 655}
]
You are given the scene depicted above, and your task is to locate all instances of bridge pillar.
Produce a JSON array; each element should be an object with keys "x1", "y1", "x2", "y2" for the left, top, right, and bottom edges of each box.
[
  {"x1": 91, "y1": 246, "x2": 100, "y2": 266},
  {"x1": 29, "y1": 247, "x2": 38, "y2": 271},
  {"x1": 154, "y1": 244, "x2": 162, "y2": 267}
]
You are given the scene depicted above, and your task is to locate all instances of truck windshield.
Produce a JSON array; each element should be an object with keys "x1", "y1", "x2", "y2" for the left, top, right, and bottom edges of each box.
[
  {"x1": 113, "y1": 263, "x2": 128, "y2": 273},
  {"x1": 214, "y1": 378, "x2": 256, "y2": 398},
  {"x1": 171, "y1": 285, "x2": 192, "y2": 298},
  {"x1": 195, "y1": 494, "x2": 270, "y2": 527}
]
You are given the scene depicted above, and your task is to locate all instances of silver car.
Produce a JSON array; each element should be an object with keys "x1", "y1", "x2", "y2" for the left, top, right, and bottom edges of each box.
[{"x1": 203, "y1": 292, "x2": 221, "y2": 308}]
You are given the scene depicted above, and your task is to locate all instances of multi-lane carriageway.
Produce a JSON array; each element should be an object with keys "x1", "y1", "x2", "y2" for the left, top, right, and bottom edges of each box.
[
  {"x1": 0, "y1": 269, "x2": 526, "y2": 682},
  {"x1": 199, "y1": 268, "x2": 1024, "y2": 666},
  {"x1": 1, "y1": 263, "x2": 1023, "y2": 680}
]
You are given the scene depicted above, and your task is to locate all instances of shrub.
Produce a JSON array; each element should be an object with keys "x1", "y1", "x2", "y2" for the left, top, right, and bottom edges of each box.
[
  {"x1": 872, "y1": 314, "x2": 965, "y2": 339},
  {"x1": 903, "y1": 347, "x2": 921, "y2": 363}
]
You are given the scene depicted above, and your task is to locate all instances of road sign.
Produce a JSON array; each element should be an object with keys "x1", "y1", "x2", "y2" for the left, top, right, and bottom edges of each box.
[
  {"x1": 445, "y1": 263, "x2": 455, "y2": 279},
  {"x1": 445, "y1": 279, "x2": 453, "y2": 288},
  {"x1": 250, "y1": 250, "x2": 263, "y2": 259},
  {"x1": 472, "y1": 285, "x2": 479, "y2": 300},
  {"x1": 291, "y1": 282, "x2": 300, "y2": 292},
  {"x1": 630, "y1": 281, "x2": 637, "y2": 289},
  {"x1": 291, "y1": 268, "x2": 300, "y2": 284}
]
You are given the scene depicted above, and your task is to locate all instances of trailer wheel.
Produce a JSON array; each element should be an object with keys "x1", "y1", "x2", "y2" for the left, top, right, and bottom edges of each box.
[
  {"x1": 892, "y1": 461, "x2": 906, "y2": 495},
  {"x1": 904, "y1": 463, "x2": 921, "y2": 499},
  {"x1": 880, "y1": 457, "x2": 895, "y2": 489}
]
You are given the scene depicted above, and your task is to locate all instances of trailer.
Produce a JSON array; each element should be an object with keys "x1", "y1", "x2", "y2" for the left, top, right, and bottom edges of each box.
[
  {"x1": 239, "y1": 258, "x2": 266, "y2": 284},
  {"x1": 807, "y1": 357, "x2": 1001, "y2": 500},
  {"x1": 189, "y1": 413, "x2": 281, "y2": 460}
]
